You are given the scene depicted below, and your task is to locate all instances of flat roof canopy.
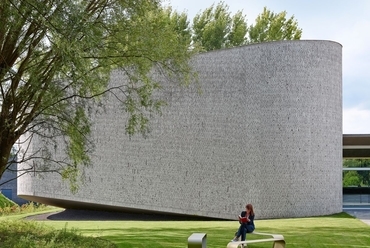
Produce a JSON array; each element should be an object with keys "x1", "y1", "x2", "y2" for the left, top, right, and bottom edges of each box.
[{"x1": 343, "y1": 134, "x2": 370, "y2": 158}]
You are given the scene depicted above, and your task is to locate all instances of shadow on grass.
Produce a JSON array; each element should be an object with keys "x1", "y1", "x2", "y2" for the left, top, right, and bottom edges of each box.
[{"x1": 38, "y1": 209, "x2": 225, "y2": 221}]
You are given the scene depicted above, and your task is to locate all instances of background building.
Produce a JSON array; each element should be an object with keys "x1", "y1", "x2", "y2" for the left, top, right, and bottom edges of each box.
[{"x1": 0, "y1": 158, "x2": 28, "y2": 206}]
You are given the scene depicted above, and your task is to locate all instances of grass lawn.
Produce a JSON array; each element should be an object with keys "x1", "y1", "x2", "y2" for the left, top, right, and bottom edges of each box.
[
  {"x1": 31, "y1": 212, "x2": 370, "y2": 248},
  {"x1": 0, "y1": 193, "x2": 16, "y2": 208}
]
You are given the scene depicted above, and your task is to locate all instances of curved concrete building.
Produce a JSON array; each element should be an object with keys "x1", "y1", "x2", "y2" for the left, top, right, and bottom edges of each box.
[{"x1": 18, "y1": 40, "x2": 342, "y2": 219}]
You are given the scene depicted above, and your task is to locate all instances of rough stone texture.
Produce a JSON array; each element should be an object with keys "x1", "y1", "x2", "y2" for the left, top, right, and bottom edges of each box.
[{"x1": 18, "y1": 40, "x2": 342, "y2": 219}]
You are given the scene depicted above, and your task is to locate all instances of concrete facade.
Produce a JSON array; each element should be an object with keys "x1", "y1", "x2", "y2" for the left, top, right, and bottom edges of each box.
[{"x1": 18, "y1": 40, "x2": 343, "y2": 219}]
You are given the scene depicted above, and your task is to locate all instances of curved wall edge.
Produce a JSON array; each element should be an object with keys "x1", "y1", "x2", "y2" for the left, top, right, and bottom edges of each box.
[{"x1": 18, "y1": 40, "x2": 343, "y2": 219}]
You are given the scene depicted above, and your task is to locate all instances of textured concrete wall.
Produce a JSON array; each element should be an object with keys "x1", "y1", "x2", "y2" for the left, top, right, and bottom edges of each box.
[{"x1": 18, "y1": 40, "x2": 342, "y2": 219}]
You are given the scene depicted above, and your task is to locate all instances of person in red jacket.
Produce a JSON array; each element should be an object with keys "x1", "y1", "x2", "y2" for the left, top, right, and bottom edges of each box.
[{"x1": 231, "y1": 203, "x2": 255, "y2": 242}]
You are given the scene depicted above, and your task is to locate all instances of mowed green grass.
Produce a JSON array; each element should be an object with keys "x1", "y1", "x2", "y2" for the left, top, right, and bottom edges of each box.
[
  {"x1": 0, "y1": 193, "x2": 16, "y2": 208},
  {"x1": 32, "y1": 212, "x2": 370, "y2": 248}
]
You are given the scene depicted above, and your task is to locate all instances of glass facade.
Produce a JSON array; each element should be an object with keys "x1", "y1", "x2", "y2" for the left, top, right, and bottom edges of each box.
[{"x1": 343, "y1": 159, "x2": 370, "y2": 207}]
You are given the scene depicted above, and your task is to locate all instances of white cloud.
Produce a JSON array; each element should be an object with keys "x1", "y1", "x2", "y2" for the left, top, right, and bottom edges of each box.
[
  {"x1": 343, "y1": 107, "x2": 370, "y2": 134},
  {"x1": 337, "y1": 20, "x2": 370, "y2": 79}
]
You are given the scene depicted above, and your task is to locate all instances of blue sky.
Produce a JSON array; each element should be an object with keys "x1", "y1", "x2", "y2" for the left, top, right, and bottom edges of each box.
[{"x1": 165, "y1": 0, "x2": 370, "y2": 134}]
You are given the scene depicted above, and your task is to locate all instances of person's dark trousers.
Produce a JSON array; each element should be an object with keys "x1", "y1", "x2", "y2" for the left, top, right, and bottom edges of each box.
[
  {"x1": 235, "y1": 224, "x2": 247, "y2": 241},
  {"x1": 238, "y1": 225, "x2": 255, "y2": 241},
  {"x1": 241, "y1": 226, "x2": 247, "y2": 241}
]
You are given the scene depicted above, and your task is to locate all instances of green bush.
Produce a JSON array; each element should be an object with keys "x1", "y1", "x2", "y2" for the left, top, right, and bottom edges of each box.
[
  {"x1": 0, "y1": 220, "x2": 116, "y2": 248},
  {"x1": 0, "y1": 197, "x2": 51, "y2": 216}
]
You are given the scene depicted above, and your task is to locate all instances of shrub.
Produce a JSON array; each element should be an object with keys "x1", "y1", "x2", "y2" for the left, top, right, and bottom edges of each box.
[
  {"x1": 0, "y1": 199, "x2": 51, "y2": 216},
  {"x1": 0, "y1": 220, "x2": 116, "y2": 248}
]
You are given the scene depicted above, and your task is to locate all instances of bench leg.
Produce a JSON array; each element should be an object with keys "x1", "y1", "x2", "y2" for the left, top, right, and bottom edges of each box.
[{"x1": 272, "y1": 240, "x2": 286, "y2": 248}]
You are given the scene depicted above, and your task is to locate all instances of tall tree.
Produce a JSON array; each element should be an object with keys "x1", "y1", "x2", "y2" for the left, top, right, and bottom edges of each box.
[
  {"x1": 192, "y1": 1, "x2": 247, "y2": 51},
  {"x1": 192, "y1": 3, "x2": 302, "y2": 51},
  {"x1": 0, "y1": 0, "x2": 194, "y2": 190},
  {"x1": 248, "y1": 7, "x2": 302, "y2": 43},
  {"x1": 227, "y1": 10, "x2": 248, "y2": 48},
  {"x1": 164, "y1": 7, "x2": 192, "y2": 49}
]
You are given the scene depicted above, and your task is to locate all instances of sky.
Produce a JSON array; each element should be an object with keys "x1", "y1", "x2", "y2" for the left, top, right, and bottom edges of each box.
[{"x1": 164, "y1": 0, "x2": 370, "y2": 134}]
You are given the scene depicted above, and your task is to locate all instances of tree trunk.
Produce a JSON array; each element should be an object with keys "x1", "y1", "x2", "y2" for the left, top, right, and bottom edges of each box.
[{"x1": 0, "y1": 132, "x2": 15, "y2": 179}]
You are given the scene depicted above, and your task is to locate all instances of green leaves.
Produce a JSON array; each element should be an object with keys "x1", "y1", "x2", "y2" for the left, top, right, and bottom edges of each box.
[
  {"x1": 65, "y1": 107, "x2": 91, "y2": 167},
  {"x1": 0, "y1": 0, "x2": 194, "y2": 190},
  {"x1": 192, "y1": 2, "x2": 238, "y2": 51},
  {"x1": 249, "y1": 7, "x2": 302, "y2": 43},
  {"x1": 192, "y1": 2, "x2": 302, "y2": 51}
]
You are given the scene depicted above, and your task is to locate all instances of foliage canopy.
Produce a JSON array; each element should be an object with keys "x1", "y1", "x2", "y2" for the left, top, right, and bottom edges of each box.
[
  {"x1": 0, "y1": 0, "x2": 194, "y2": 191},
  {"x1": 192, "y1": 2, "x2": 302, "y2": 51}
]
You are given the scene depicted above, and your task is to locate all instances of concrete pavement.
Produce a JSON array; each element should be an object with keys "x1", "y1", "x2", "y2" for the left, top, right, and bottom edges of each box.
[{"x1": 343, "y1": 208, "x2": 370, "y2": 226}]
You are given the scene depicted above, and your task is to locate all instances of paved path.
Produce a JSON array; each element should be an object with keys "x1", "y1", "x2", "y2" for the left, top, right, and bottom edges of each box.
[{"x1": 344, "y1": 209, "x2": 370, "y2": 226}]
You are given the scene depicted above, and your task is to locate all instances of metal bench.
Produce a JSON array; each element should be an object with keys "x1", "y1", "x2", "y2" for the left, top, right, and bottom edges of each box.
[
  {"x1": 188, "y1": 233, "x2": 207, "y2": 248},
  {"x1": 226, "y1": 232, "x2": 285, "y2": 248}
]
